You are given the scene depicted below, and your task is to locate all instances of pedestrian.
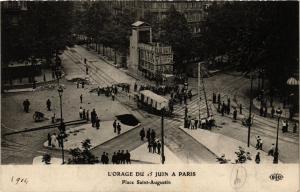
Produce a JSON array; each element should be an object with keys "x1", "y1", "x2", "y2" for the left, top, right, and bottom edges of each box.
[
  {"x1": 83, "y1": 109, "x2": 86, "y2": 120},
  {"x1": 82, "y1": 81, "x2": 85, "y2": 88},
  {"x1": 84, "y1": 58, "x2": 87, "y2": 64},
  {"x1": 227, "y1": 98, "x2": 231, "y2": 113},
  {"x1": 95, "y1": 116, "x2": 100, "y2": 129},
  {"x1": 91, "y1": 109, "x2": 97, "y2": 127},
  {"x1": 125, "y1": 150, "x2": 131, "y2": 164},
  {"x1": 117, "y1": 123, "x2": 121, "y2": 134},
  {"x1": 271, "y1": 106, "x2": 275, "y2": 118},
  {"x1": 116, "y1": 150, "x2": 121, "y2": 164},
  {"x1": 221, "y1": 101, "x2": 225, "y2": 116},
  {"x1": 233, "y1": 108, "x2": 237, "y2": 121},
  {"x1": 150, "y1": 129, "x2": 156, "y2": 142},
  {"x1": 157, "y1": 141, "x2": 161, "y2": 154},
  {"x1": 282, "y1": 120, "x2": 288, "y2": 133},
  {"x1": 112, "y1": 152, "x2": 117, "y2": 164},
  {"x1": 105, "y1": 153, "x2": 109, "y2": 164},
  {"x1": 112, "y1": 92, "x2": 115, "y2": 101},
  {"x1": 121, "y1": 150, "x2": 125, "y2": 164},
  {"x1": 77, "y1": 81, "x2": 79, "y2": 88},
  {"x1": 23, "y1": 99, "x2": 30, "y2": 113},
  {"x1": 263, "y1": 107, "x2": 267, "y2": 117},
  {"x1": 101, "y1": 152, "x2": 106, "y2": 164},
  {"x1": 212, "y1": 93, "x2": 216, "y2": 103},
  {"x1": 51, "y1": 133, "x2": 58, "y2": 148},
  {"x1": 80, "y1": 94, "x2": 83, "y2": 103},
  {"x1": 97, "y1": 87, "x2": 100, "y2": 96},
  {"x1": 217, "y1": 94, "x2": 221, "y2": 104},
  {"x1": 260, "y1": 106, "x2": 264, "y2": 116},
  {"x1": 255, "y1": 152, "x2": 260, "y2": 164},
  {"x1": 148, "y1": 142, "x2": 152, "y2": 153},
  {"x1": 46, "y1": 99, "x2": 51, "y2": 111},
  {"x1": 239, "y1": 104, "x2": 242, "y2": 114},
  {"x1": 86, "y1": 109, "x2": 89, "y2": 121},
  {"x1": 152, "y1": 141, "x2": 157, "y2": 153},
  {"x1": 79, "y1": 107, "x2": 83, "y2": 119},
  {"x1": 47, "y1": 133, "x2": 51, "y2": 147},
  {"x1": 86, "y1": 66, "x2": 89, "y2": 75},
  {"x1": 140, "y1": 128, "x2": 145, "y2": 141},
  {"x1": 113, "y1": 120, "x2": 117, "y2": 133},
  {"x1": 146, "y1": 128, "x2": 151, "y2": 142},
  {"x1": 255, "y1": 136, "x2": 261, "y2": 150},
  {"x1": 268, "y1": 144, "x2": 275, "y2": 156},
  {"x1": 293, "y1": 123, "x2": 298, "y2": 133}
]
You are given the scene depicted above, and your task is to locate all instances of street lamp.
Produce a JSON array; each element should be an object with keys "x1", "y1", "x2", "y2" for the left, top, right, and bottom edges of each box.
[
  {"x1": 247, "y1": 74, "x2": 255, "y2": 147},
  {"x1": 161, "y1": 108, "x2": 165, "y2": 164},
  {"x1": 273, "y1": 107, "x2": 282, "y2": 164},
  {"x1": 57, "y1": 85, "x2": 65, "y2": 164}
]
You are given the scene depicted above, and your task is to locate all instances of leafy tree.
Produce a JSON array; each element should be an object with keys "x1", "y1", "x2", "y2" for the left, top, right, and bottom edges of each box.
[
  {"x1": 200, "y1": 2, "x2": 298, "y2": 91},
  {"x1": 1, "y1": 2, "x2": 74, "y2": 66},
  {"x1": 159, "y1": 5, "x2": 194, "y2": 73},
  {"x1": 68, "y1": 139, "x2": 98, "y2": 164}
]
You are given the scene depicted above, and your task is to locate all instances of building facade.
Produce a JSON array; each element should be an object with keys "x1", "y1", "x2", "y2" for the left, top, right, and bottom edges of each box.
[
  {"x1": 129, "y1": 21, "x2": 173, "y2": 80},
  {"x1": 103, "y1": 0, "x2": 210, "y2": 35}
]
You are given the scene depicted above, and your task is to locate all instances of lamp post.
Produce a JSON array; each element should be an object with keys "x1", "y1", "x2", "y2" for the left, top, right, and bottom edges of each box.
[
  {"x1": 57, "y1": 86, "x2": 65, "y2": 164},
  {"x1": 247, "y1": 74, "x2": 254, "y2": 147},
  {"x1": 273, "y1": 107, "x2": 282, "y2": 164},
  {"x1": 161, "y1": 108, "x2": 165, "y2": 164},
  {"x1": 184, "y1": 81, "x2": 188, "y2": 128}
]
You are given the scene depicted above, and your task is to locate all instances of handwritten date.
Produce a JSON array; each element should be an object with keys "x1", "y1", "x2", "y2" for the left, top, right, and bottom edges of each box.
[{"x1": 11, "y1": 176, "x2": 29, "y2": 185}]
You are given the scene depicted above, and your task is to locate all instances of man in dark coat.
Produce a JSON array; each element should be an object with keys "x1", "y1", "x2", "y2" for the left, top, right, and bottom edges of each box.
[
  {"x1": 233, "y1": 108, "x2": 237, "y2": 121},
  {"x1": 125, "y1": 150, "x2": 131, "y2": 164},
  {"x1": 113, "y1": 120, "x2": 117, "y2": 133},
  {"x1": 146, "y1": 128, "x2": 151, "y2": 142},
  {"x1": 148, "y1": 142, "x2": 152, "y2": 153},
  {"x1": 101, "y1": 152, "x2": 106, "y2": 164},
  {"x1": 91, "y1": 109, "x2": 97, "y2": 127},
  {"x1": 23, "y1": 99, "x2": 30, "y2": 113},
  {"x1": 121, "y1": 150, "x2": 125, "y2": 164},
  {"x1": 95, "y1": 116, "x2": 100, "y2": 129},
  {"x1": 117, "y1": 123, "x2": 121, "y2": 135},
  {"x1": 46, "y1": 99, "x2": 51, "y2": 111},
  {"x1": 140, "y1": 128, "x2": 145, "y2": 141},
  {"x1": 152, "y1": 141, "x2": 157, "y2": 153},
  {"x1": 116, "y1": 150, "x2": 121, "y2": 164},
  {"x1": 151, "y1": 129, "x2": 156, "y2": 142},
  {"x1": 80, "y1": 94, "x2": 83, "y2": 103},
  {"x1": 112, "y1": 152, "x2": 117, "y2": 164},
  {"x1": 47, "y1": 133, "x2": 51, "y2": 147},
  {"x1": 157, "y1": 141, "x2": 161, "y2": 154}
]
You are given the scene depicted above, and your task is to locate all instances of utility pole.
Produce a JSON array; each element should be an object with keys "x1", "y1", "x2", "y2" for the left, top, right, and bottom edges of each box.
[
  {"x1": 247, "y1": 76, "x2": 253, "y2": 147},
  {"x1": 198, "y1": 62, "x2": 201, "y2": 127},
  {"x1": 161, "y1": 108, "x2": 165, "y2": 164}
]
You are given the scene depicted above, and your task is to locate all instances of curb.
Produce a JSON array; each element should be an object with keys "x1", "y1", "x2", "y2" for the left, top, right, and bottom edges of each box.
[{"x1": 44, "y1": 123, "x2": 141, "y2": 152}]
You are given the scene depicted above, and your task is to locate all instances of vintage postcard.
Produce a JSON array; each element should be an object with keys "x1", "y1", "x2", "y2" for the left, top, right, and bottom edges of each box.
[{"x1": 1, "y1": 1, "x2": 299, "y2": 191}]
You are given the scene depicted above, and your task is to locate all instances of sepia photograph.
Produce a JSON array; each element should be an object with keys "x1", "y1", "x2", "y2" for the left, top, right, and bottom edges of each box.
[{"x1": 1, "y1": 1, "x2": 299, "y2": 191}]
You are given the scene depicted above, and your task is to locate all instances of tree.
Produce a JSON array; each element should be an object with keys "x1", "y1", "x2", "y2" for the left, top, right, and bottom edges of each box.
[
  {"x1": 68, "y1": 139, "x2": 98, "y2": 164},
  {"x1": 159, "y1": 5, "x2": 194, "y2": 73},
  {"x1": 200, "y1": 2, "x2": 298, "y2": 91},
  {"x1": 1, "y1": 2, "x2": 74, "y2": 66}
]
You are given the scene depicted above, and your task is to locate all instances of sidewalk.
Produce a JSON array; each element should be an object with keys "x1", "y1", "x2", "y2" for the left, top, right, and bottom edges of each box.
[
  {"x1": 43, "y1": 120, "x2": 140, "y2": 151},
  {"x1": 130, "y1": 143, "x2": 183, "y2": 164},
  {"x1": 32, "y1": 156, "x2": 62, "y2": 165},
  {"x1": 179, "y1": 126, "x2": 281, "y2": 164}
]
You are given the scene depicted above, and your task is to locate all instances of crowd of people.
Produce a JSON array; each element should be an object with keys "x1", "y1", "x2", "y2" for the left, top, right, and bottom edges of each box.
[
  {"x1": 139, "y1": 128, "x2": 162, "y2": 155},
  {"x1": 100, "y1": 150, "x2": 131, "y2": 164}
]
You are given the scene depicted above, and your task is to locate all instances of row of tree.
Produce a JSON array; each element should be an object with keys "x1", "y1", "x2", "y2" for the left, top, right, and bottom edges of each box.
[
  {"x1": 143, "y1": 2, "x2": 298, "y2": 91},
  {"x1": 2, "y1": 2, "x2": 74, "y2": 66},
  {"x1": 73, "y1": 1, "x2": 136, "y2": 66}
]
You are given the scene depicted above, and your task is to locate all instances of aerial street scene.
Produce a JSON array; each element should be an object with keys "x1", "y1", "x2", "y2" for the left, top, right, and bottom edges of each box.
[{"x1": 1, "y1": 1, "x2": 299, "y2": 165}]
